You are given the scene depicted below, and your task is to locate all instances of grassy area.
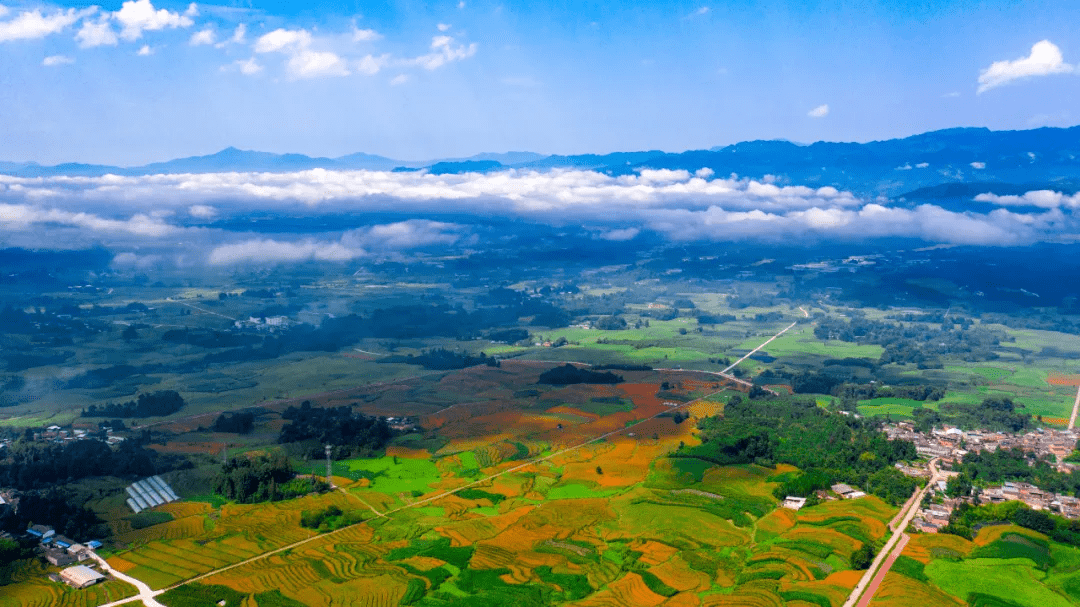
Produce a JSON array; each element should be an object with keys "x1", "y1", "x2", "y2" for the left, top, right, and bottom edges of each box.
[{"x1": 925, "y1": 558, "x2": 1073, "y2": 607}]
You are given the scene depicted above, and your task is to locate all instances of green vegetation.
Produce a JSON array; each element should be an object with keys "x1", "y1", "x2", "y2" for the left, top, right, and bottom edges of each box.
[
  {"x1": 278, "y1": 401, "x2": 393, "y2": 458},
  {"x1": 216, "y1": 454, "x2": 325, "y2": 504},
  {"x1": 300, "y1": 505, "x2": 364, "y2": 531},
  {"x1": 128, "y1": 510, "x2": 175, "y2": 529},
  {"x1": 455, "y1": 488, "x2": 505, "y2": 504},
  {"x1": 159, "y1": 583, "x2": 248, "y2": 607},
  {"x1": 677, "y1": 395, "x2": 918, "y2": 505},
  {"x1": 537, "y1": 364, "x2": 622, "y2": 385},
  {"x1": 81, "y1": 390, "x2": 186, "y2": 418}
]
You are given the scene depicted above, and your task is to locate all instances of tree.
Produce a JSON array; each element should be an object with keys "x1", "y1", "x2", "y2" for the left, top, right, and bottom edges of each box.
[
  {"x1": 947, "y1": 473, "x2": 973, "y2": 498},
  {"x1": 850, "y1": 543, "x2": 875, "y2": 569}
]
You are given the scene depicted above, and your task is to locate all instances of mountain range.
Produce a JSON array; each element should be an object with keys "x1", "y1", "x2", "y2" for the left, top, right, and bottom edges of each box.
[{"x1": 3, "y1": 126, "x2": 1080, "y2": 199}]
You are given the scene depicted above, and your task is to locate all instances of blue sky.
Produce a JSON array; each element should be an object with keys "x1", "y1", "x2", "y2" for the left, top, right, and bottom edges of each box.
[{"x1": 0, "y1": 0, "x2": 1078, "y2": 164}]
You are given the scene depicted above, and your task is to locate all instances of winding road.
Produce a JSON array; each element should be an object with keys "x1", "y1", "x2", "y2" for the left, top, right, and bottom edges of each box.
[{"x1": 90, "y1": 551, "x2": 164, "y2": 607}]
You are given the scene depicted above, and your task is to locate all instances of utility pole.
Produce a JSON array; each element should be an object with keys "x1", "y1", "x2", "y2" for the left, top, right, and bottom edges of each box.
[{"x1": 325, "y1": 444, "x2": 333, "y2": 487}]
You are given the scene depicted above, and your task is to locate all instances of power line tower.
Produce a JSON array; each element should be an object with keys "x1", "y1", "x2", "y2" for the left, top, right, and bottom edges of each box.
[{"x1": 325, "y1": 444, "x2": 333, "y2": 487}]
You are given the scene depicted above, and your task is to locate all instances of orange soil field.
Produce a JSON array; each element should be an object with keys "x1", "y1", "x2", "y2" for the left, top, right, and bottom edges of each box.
[
  {"x1": 972, "y1": 523, "x2": 1048, "y2": 546},
  {"x1": 901, "y1": 533, "x2": 973, "y2": 563},
  {"x1": 1048, "y1": 373, "x2": 1080, "y2": 386},
  {"x1": 868, "y1": 570, "x2": 965, "y2": 607}
]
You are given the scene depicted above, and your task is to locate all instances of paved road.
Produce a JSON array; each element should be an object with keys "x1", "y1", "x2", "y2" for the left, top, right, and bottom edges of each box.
[
  {"x1": 841, "y1": 459, "x2": 944, "y2": 607},
  {"x1": 89, "y1": 551, "x2": 165, "y2": 607},
  {"x1": 722, "y1": 321, "x2": 798, "y2": 374},
  {"x1": 855, "y1": 533, "x2": 911, "y2": 607},
  {"x1": 1069, "y1": 385, "x2": 1080, "y2": 430}
]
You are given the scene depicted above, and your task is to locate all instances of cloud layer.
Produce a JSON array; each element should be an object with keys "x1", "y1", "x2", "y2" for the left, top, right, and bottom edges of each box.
[{"x1": 2, "y1": 169, "x2": 1079, "y2": 266}]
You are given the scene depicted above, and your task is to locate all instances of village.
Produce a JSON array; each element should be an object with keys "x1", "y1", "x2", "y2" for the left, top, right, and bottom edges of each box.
[
  {"x1": 883, "y1": 421, "x2": 1080, "y2": 532},
  {"x1": 1, "y1": 522, "x2": 110, "y2": 590}
]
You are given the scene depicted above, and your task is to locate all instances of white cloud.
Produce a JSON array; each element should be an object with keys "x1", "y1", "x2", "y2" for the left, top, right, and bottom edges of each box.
[
  {"x1": 978, "y1": 40, "x2": 1076, "y2": 94},
  {"x1": 975, "y1": 190, "x2": 1080, "y2": 209},
  {"x1": 693, "y1": 6, "x2": 709, "y2": 15},
  {"x1": 42, "y1": 54, "x2": 73, "y2": 66},
  {"x1": 942, "y1": 91, "x2": 960, "y2": 98},
  {"x1": 406, "y1": 35, "x2": 477, "y2": 70},
  {"x1": 287, "y1": 49, "x2": 349, "y2": 78},
  {"x1": 207, "y1": 220, "x2": 463, "y2": 265},
  {"x1": 970, "y1": 161, "x2": 986, "y2": 169},
  {"x1": 348, "y1": 220, "x2": 463, "y2": 249},
  {"x1": 254, "y1": 28, "x2": 309, "y2": 53},
  {"x1": 390, "y1": 74, "x2": 409, "y2": 85},
  {"x1": 356, "y1": 54, "x2": 389, "y2": 75},
  {"x1": 75, "y1": 17, "x2": 117, "y2": 48},
  {"x1": 233, "y1": 56, "x2": 262, "y2": 75},
  {"x1": 188, "y1": 204, "x2": 217, "y2": 218},
  {"x1": 352, "y1": 27, "x2": 380, "y2": 41},
  {"x1": 0, "y1": 5, "x2": 8, "y2": 19},
  {"x1": 255, "y1": 28, "x2": 349, "y2": 78},
  {"x1": 807, "y1": 104, "x2": 829, "y2": 118},
  {"x1": 437, "y1": 23, "x2": 451, "y2": 32},
  {"x1": 0, "y1": 203, "x2": 176, "y2": 237},
  {"x1": 189, "y1": 28, "x2": 214, "y2": 45},
  {"x1": 458, "y1": 1, "x2": 465, "y2": 8},
  {"x1": 137, "y1": 44, "x2": 152, "y2": 55},
  {"x1": 2, "y1": 170, "x2": 1078, "y2": 253},
  {"x1": 228, "y1": 23, "x2": 245, "y2": 44},
  {"x1": 0, "y1": 7, "x2": 93, "y2": 42},
  {"x1": 115, "y1": 0, "x2": 194, "y2": 41},
  {"x1": 916, "y1": 162, "x2": 929, "y2": 168},
  {"x1": 598, "y1": 227, "x2": 640, "y2": 241},
  {"x1": 209, "y1": 238, "x2": 361, "y2": 265}
]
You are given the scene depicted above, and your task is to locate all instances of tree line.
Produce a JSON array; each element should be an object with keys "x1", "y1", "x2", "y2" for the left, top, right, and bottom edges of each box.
[{"x1": 82, "y1": 390, "x2": 185, "y2": 418}]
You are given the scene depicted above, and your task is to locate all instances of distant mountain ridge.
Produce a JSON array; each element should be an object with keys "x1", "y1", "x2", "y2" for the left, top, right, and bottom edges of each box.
[{"x1": 3, "y1": 125, "x2": 1080, "y2": 198}]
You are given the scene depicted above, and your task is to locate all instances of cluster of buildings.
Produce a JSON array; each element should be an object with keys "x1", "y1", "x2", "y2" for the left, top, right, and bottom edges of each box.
[
  {"x1": 781, "y1": 482, "x2": 868, "y2": 511},
  {"x1": 28, "y1": 424, "x2": 125, "y2": 446},
  {"x1": 882, "y1": 422, "x2": 1080, "y2": 532},
  {"x1": 912, "y1": 479, "x2": 1080, "y2": 532},
  {"x1": 233, "y1": 315, "x2": 290, "y2": 331},
  {"x1": 884, "y1": 422, "x2": 1078, "y2": 469},
  {"x1": 23, "y1": 524, "x2": 107, "y2": 588}
]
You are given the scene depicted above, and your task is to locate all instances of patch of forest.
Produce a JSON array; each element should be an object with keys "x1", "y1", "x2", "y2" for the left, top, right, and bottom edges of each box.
[
  {"x1": 537, "y1": 364, "x2": 623, "y2": 385},
  {"x1": 215, "y1": 454, "x2": 324, "y2": 504},
  {"x1": 913, "y1": 396, "x2": 1032, "y2": 433},
  {"x1": 813, "y1": 315, "x2": 1006, "y2": 367},
  {"x1": 676, "y1": 395, "x2": 918, "y2": 505},
  {"x1": 278, "y1": 402, "x2": 394, "y2": 458},
  {"x1": 82, "y1": 390, "x2": 185, "y2": 418},
  {"x1": 380, "y1": 348, "x2": 500, "y2": 370},
  {"x1": 0, "y1": 435, "x2": 188, "y2": 490},
  {"x1": 0, "y1": 489, "x2": 108, "y2": 544},
  {"x1": 211, "y1": 411, "x2": 255, "y2": 434}
]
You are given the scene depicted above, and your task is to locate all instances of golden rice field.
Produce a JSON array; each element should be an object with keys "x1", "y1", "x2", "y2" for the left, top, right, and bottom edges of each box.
[{"x1": 1, "y1": 561, "x2": 137, "y2": 607}]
